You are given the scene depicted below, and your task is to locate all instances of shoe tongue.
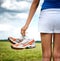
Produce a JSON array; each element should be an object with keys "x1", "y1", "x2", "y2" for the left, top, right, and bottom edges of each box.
[
  {"x1": 20, "y1": 36, "x2": 24, "y2": 40},
  {"x1": 16, "y1": 39, "x2": 22, "y2": 42},
  {"x1": 21, "y1": 39, "x2": 29, "y2": 44},
  {"x1": 21, "y1": 36, "x2": 32, "y2": 44},
  {"x1": 23, "y1": 36, "x2": 29, "y2": 39}
]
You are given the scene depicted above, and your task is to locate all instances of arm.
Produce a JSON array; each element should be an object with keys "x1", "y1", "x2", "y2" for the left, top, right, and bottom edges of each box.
[
  {"x1": 21, "y1": 0, "x2": 40, "y2": 36},
  {"x1": 25, "y1": 0, "x2": 40, "y2": 27}
]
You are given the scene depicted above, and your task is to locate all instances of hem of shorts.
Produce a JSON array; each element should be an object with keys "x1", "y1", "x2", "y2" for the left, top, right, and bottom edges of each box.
[
  {"x1": 39, "y1": 32, "x2": 54, "y2": 33},
  {"x1": 38, "y1": 31, "x2": 60, "y2": 33}
]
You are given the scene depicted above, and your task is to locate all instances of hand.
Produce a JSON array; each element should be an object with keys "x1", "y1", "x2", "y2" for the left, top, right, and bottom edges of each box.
[{"x1": 21, "y1": 25, "x2": 28, "y2": 36}]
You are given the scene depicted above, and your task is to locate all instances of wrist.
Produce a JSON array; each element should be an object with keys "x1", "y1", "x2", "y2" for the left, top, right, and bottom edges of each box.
[{"x1": 25, "y1": 24, "x2": 29, "y2": 28}]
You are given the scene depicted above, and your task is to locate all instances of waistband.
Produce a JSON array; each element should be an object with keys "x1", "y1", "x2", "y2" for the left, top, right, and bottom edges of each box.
[{"x1": 41, "y1": 8, "x2": 60, "y2": 13}]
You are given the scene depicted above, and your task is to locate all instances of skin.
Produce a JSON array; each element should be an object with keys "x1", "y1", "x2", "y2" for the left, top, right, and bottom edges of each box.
[
  {"x1": 53, "y1": 33, "x2": 60, "y2": 61},
  {"x1": 21, "y1": 0, "x2": 40, "y2": 36},
  {"x1": 21, "y1": 0, "x2": 60, "y2": 61},
  {"x1": 40, "y1": 33, "x2": 52, "y2": 61}
]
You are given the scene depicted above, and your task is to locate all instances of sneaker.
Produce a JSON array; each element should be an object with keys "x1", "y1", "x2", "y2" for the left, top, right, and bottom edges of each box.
[
  {"x1": 8, "y1": 37, "x2": 23, "y2": 44},
  {"x1": 11, "y1": 38, "x2": 36, "y2": 49}
]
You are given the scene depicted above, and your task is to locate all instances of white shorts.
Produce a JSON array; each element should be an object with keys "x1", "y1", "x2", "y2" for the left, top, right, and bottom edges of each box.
[{"x1": 38, "y1": 9, "x2": 60, "y2": 33}]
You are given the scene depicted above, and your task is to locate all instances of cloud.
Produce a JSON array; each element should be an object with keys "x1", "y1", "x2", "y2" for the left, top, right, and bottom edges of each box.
[
  {"x1": 0, "y1": 0, "x2": 4, "y2": 6},
  {"x1": 0, "y1": 0, "x2": 42, "y2": 40},
  {"x1": 0, "y1": 0, "x2": 32, "y2": 24},
  {"x1": 1, "y1": 0, "x2": 31, "y2": 12},
  {"x1": 0, "y1": 24, "x2": 15, "y2": 31},
  {"x1": 16, "y1": 0, "x2": 33, "y2": 2}
]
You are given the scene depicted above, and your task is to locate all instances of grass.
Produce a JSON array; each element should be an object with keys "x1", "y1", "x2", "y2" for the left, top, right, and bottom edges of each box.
[{"x1": 0, "y1": 41, "x2": 42, "y2": 61}]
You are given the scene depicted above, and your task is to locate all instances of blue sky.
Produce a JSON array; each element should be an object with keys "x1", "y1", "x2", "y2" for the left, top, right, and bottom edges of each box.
[{"x1": 0, "y1": 0, "x2": 44, "y2": 40}]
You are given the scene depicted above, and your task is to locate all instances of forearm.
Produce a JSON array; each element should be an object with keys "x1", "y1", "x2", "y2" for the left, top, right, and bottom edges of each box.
[{"x1": 25, "y1": 0, "x2": 40, "y2": 26}]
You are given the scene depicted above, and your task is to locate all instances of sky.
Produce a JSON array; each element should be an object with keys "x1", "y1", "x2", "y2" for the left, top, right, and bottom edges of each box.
[{"x1": 0, "y1": 0, "x2": 44, "y2": 41}]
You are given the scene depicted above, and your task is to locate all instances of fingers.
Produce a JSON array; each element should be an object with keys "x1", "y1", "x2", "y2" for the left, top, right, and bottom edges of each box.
[
  {"x1": 21, "y1": 25, "x2": 28, "y2": 36},
  {"x1": 21, "y1": 28, "x2": 26, "y2": 36}
]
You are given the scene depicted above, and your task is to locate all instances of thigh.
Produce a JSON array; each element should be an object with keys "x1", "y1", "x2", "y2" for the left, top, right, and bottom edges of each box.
[
  {"x1": 40, "y1": 33, "x2": 52, "y2": 55},
  {"x1": 53, "y1": 33, "x2": 60, "y2": 51}
]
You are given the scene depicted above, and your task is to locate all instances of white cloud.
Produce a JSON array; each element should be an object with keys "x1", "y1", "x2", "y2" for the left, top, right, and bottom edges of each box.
[
  {"x1": 15, "y1": 13, "x2": 28, "y2": 20},
  {"x1": 0, "y1": 0, "x2": 42, "y2": 40},
  {"x1": 0, "y1": 24, "x2": 15, "y2": 31},
  {"x1": 1, "y1": 0, "x2": 31, "y2": 11}
]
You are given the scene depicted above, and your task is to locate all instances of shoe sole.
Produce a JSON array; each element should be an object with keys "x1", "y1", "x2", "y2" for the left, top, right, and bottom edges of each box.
[
  {"x1": 11, "y1": 45, "x2": 24, "y2": 50},
  {"x1": 8, "y1": 38, "x2": 15, "y2": 44},
  {"x1": 25, "y1": 46, "x2": 36, "y2": 49},
  {"x1": 11, "y1": 45, "x2": 36, "y2": 50}
]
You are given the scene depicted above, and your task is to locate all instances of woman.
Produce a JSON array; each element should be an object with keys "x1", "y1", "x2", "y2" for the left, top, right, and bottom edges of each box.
[{"x1": 21, "y1": 0, "x2": 60, "y2": 61}]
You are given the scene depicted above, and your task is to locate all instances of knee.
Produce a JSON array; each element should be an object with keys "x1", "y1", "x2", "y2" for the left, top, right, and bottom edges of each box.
[
  {"x1": 43, "y1": 51, "x2": 52, "y2": 58},
  {"x1": 53, "y1": 50, "x2": 60, "y2": 58}
]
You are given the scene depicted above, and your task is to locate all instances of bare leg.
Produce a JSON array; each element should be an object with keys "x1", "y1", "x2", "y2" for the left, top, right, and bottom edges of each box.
[
  {"x1": 53, "y1": 33, "x2": 60, "y2": 61},
  {"x1": 40, "y1": 33, "x2": 52, "y2": 61}
]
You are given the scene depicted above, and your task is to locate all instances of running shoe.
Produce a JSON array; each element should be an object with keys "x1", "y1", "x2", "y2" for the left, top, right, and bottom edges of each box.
[
  {"x1": 11, "y1": 38, "x2": 36, "y2": 49},
  {"x1": 8, "y1": 37, "x2": 23, "y2": 44}
]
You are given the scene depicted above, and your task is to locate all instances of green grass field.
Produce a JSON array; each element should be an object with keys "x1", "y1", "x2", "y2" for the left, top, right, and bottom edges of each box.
[{"x1": 0, "y1": 41, "x2": 42, "y2": 61}]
